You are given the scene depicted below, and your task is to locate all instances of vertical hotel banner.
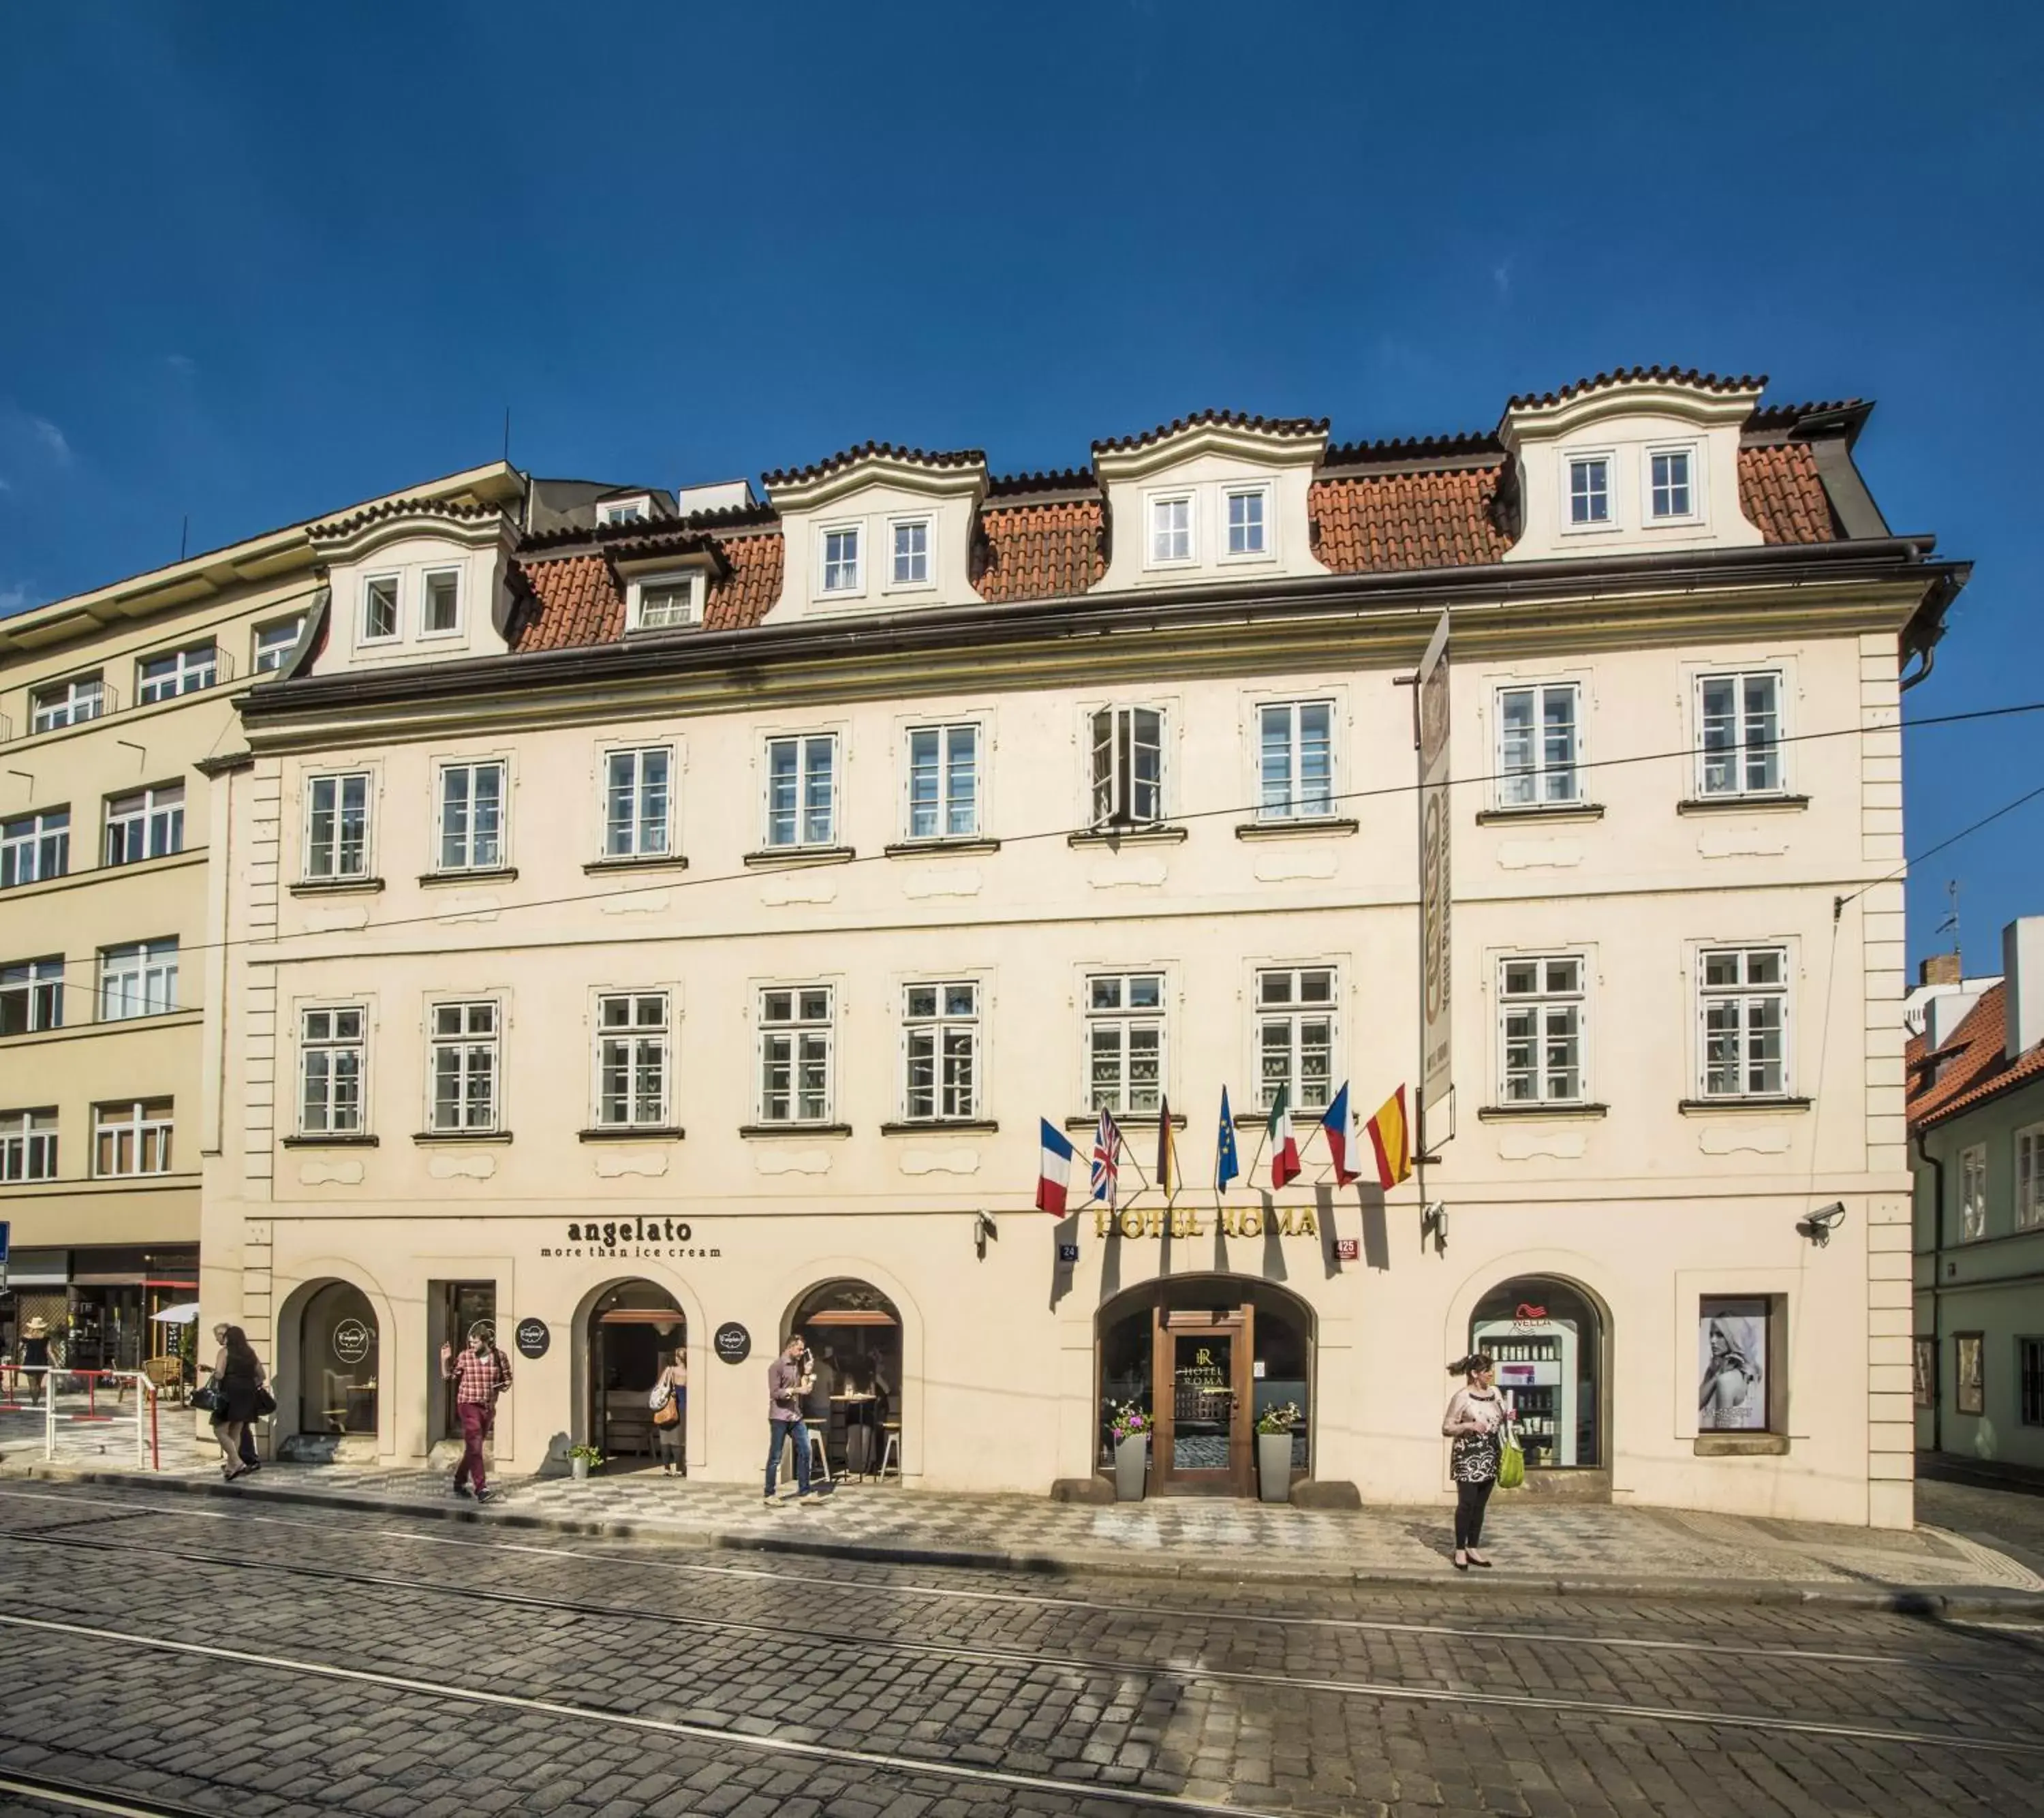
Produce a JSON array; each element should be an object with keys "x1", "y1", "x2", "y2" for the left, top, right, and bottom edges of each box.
[{"x1": 1417, "y1": 610, "x2": 1452, "y2": 1140}]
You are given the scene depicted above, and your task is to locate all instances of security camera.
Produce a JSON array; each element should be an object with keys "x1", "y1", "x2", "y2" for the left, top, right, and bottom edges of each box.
[{"x1": 1796, "y1": 1202, "x2": 1847, "y2": 1247}]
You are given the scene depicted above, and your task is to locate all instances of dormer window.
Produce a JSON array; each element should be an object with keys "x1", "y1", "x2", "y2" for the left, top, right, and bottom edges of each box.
[
  {"x1": 890, "y1": 518, "x2": 931, "y2": 588},
  {"x1": 1225, "y1": 487, "x2": 1269, "y2": 558},
  {"x1": 599, "y1": 497, "x2": 650, "y2": 526},
  {"x1": 628, "y1": 573, "x2": 701, "y2": 632},
  {"x1": 1648, "y1": 446, "x2": 1701, "y2": 523},
  {"x1": 1568, "y1": 457, "x2": 1611, "y2": 526},
  {"x1": 820, "y1": 525, "x2": 863, "y2": 596},
  {"x1": 422, "y1": 569, "x2": 461, "y2": 636},
  {"x1": 1148, "y1": 495, "x2": 1193, "y2": 566},
  {"x1": 362, "y1": 575, "x2": 400, "y2": 643}
]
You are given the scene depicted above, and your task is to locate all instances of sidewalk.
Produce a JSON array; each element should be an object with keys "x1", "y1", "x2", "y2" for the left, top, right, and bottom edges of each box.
[{"x1": 6, "y1": 1444, "x2": 2041, "y2": 1612}]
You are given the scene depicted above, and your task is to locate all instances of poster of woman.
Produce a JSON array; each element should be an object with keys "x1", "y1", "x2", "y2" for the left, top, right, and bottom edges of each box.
[{"x1": 1698, "y1": 1301, "x2": 1767, "y2": 1431}]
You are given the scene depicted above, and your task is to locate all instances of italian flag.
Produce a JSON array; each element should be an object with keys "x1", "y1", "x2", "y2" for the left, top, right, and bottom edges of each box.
[{"x1": 1267, "y1": 1084, "x2": 1301, "y2": 1188}]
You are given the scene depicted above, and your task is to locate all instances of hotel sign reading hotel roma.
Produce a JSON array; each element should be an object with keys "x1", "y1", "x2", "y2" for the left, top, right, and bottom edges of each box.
[{"x1": 1417, "y1": 611, "x2": 1452, "y2": 1131}]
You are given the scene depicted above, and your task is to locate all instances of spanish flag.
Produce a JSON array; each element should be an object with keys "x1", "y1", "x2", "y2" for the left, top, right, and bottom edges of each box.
[
  {"x1": 1156, "y1": 1095, "x2": 1178, "y2": 1197},
  {"x1": 1366, "y1": 1086, "x2": 1412, "y2": 1189}
]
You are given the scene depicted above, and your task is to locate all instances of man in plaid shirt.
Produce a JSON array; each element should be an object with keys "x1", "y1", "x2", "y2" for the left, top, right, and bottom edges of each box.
[{"x1": 439, "y1": 1329, "x2": 512, "y2": 1503}]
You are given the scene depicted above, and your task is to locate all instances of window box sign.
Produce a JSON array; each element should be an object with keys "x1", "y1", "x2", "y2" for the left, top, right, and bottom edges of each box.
[
  {"x1": 1335, "y1": 1238, "x2": 1359, "y2": 1261},
  {"x1": 514, "y1": 1317, "x2": 551, "y2": 1360},
  {"x1": 1057, "y1": 1242, "x2": 1080, "y2": 1263},
  {"x1": 713, "y1": 1322, "x2": 752, "y2": 1366}
]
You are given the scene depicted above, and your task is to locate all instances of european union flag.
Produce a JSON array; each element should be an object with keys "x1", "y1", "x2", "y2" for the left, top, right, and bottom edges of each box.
[{"x1": 1215, "y1": 1087, "x2": 1240, "y2": 1190}]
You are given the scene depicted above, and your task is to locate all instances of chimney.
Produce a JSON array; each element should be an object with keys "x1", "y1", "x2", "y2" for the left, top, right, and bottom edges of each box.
[
  {"x1": 2004, "y1": 918, "x2": 2044, "y2": 1061},
  {"x1": 1919, "y1": 953, "x2": 1961, "y2": 987},
  {"x1": 1927, "y1": 990, "x2": 1983, "y2": 1053}
]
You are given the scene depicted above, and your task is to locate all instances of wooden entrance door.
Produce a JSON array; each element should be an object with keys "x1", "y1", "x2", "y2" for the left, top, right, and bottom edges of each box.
[{"x1": 1151, "y1": 1305, "x2": 1254, "y2": 1494}]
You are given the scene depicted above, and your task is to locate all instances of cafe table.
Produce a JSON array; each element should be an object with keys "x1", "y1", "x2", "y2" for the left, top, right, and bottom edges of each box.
[{"x1": 831, "y1": 1392, "x2": 879, "y2": 1477}]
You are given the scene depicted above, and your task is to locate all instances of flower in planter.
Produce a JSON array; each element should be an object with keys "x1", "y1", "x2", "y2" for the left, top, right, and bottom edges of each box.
[
  {"x1": 1255, "y1": 1401, "x2": 1302, "y2": 1436},
  {"x1": 568, "y1": 1444, "x2": 605, "y2": 1468},
  {"x1": 1108, "y1": 1401, "x2": 1152, "y2": 1443}
]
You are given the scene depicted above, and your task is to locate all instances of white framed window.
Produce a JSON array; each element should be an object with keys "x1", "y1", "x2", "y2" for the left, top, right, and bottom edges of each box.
[
  {"x1": 2019, "y1": 1125, "x2": 2044, "y2": 1231},
  {"x1": 889, "y1": 518, "x2": 931, "y2": 589},
  {"x1": 1224, "y1": 487, "x2": 1269, "y2": 559},
  {"x1": 604, "y1": 747, "x2": 672, "y2": 858},
  {"x1": 599, "y1": 496, "x2": 650, "y2": 525},
  {"x1": 764, "y1": 734, "x2": 837, "y2": 848},
  {"x1": 758, "y1": 985, "x2": 833, "y2": 1124},
  {"x1": 1498, "y1": 955, "x2": 1586, "y2": 1104},
  {"x1": 1085, "y1": 972, "x2": 1164, "y2": 1115},
  {"x1": 0, "y1": 1109, "x2": 57, "y2": 1182},
  {"x1": 422, "y1": 569, "x2": 461, "y2": 636},
  {"x1": 1089, "y1": 705, "x2": 1164, "y2": 828},
  {"x1": 1566, "y1": 454, "x2": 1612, "y2": 527},
  {"x1": 1960, "y1": 1143, "x2": 1989, "y2": 1242},
  {"x1": 902, "y1": 981, "x2": 979, "y2": 1121},
  {"x1": 99, "y1": 939, "x2": 179, "y2": 1020},
  {"x1": 0, "y1": 957, "x2": 63, "y2": 1036},
  {"x1": 1496, "y1": 683, "x2": 1582, "y2": 807},
  {"x1": 137, "y1": 642, "x2": 217, "y2": 704},
  {"x1": 361, "y1": 574, "x2": 401, "y2": 643},
  {"x1": 300, "y1": 1006, "x2": 366, "y2": 1135},
  {"x1": 905, "y1": 723, "x2": 978, "y2": 840},
  {"x1": 436, "y1": 760, "x2": 506, "y2": 872},
  {"x1": 1256, "y1": 966, "x2": 1337, "y2": 1112},
  {"x1": 1147, "y1": 493, "x2": 1194, "y2": 566},
  {"x1": 1257, "y1": 700, "x2": 1334, "y2": 820},
  {"x1": 428, "y1": 1000, "x2": 499, "y2": 1133},
  {"x1": 94, "y1": 1098, "x2": 172, "y2": 1177},
  {"x1": 1697, "y1": 946, "x2": 1788, "y2": 1099},
  {"x1": 1, "y1": 809, "x2": 68, "y2": 888},
  {"x1": 31, "y1": 675, "x2": 103, "y2": 734},
  {"x1": 595, "y1": 992, "x2": 670, "y2": 1128},
  {"x1": 252, "y1": 615, "x2": 305, "y2": 675},
  {"x1": 1697, "y1": 671, "x2": 1784, "y2": 797},
  {"x1": 820, "y1": 524, "x2": 863, "y2": 596},
  {"x1": 305, "y1": 773, "x2": 371, "y2": 880},
  {"x1": 104, "y1": 784, "x2": 184, "y2": 866},
  {"x1": 1648, "y1": 446, "x2": 1698, "y2": 521},
  {"x1": 628, "y1": 574, "x2": 700, "y2": 632}
]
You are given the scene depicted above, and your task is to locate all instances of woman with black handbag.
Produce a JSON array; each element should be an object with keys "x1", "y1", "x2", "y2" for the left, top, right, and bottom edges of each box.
[
  {"x1": 650, "y1": 1347, "x2": 687, "y2": 1475},
  {"x1": 208, "y1": 1325, "x2": 266, "y2": 1481}
]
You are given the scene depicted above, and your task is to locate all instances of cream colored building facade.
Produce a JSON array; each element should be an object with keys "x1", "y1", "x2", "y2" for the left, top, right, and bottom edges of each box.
[{"x1": 183, "y1": 373, "x2": 1959, "y2": 1524}]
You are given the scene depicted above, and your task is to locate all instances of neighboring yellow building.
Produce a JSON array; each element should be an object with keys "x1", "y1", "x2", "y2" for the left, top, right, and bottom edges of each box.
[
  {"x1": 29, "y1": 371, "x2": 1968, "y2": 1525},
  {"x1": 0, "y1": 463, "x2": 521, "y2": 1374}
]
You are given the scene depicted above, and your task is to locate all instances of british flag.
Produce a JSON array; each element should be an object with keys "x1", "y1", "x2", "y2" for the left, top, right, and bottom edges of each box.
[{"x1": 1089, "y1": 1108, "x2": 1122, "y2": 1203}]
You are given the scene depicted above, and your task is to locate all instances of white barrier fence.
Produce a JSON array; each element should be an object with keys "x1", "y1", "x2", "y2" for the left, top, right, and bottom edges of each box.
[{"x1": 0, "y1": 1366, "x2": 159, "y2": 1468}]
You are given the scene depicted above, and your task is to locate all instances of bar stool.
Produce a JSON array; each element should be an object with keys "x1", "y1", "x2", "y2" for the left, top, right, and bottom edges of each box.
[
  {"x1": 807, "y1": 1426, "x2": 832, "y2": 1483},
  {"x1": 877, "y1": 1421, "x2": 901, "y2": 1481}
]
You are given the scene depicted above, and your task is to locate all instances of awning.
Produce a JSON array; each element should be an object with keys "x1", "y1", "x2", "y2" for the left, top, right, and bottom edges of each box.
[
  {"x1": 150, "y1": 1302, "x2": 202, "y2": 1325},
  {"x1": 802, "y1": 1310, "x2": 898, "y2": 1327}
]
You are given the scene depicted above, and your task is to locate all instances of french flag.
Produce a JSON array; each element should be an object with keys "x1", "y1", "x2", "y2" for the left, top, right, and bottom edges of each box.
[
  {"x1": 1321, "y1": 1083, "x2": 1359, "y2": 1186},
  {"x1": 1036, "y1": 1118, "x2": 1077, "y2": 1215}
]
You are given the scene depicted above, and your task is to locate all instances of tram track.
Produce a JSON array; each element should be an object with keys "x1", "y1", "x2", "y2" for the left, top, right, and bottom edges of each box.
[
  {"x1": 0, "y1": 1482, "x2": 2027, "y2": 1680},
  {"x1": 0, "y1": 1770, "x2": 225, "y2": 1818},
  {"x1": 1, "y1": 1513, "x2": 2040, "y2": 1761}
]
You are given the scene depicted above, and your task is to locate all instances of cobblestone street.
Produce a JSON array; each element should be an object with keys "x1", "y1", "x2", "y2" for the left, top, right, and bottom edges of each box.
[{"x1": 1, "y1": 1479, "x2": 2041, "y2": 1816}]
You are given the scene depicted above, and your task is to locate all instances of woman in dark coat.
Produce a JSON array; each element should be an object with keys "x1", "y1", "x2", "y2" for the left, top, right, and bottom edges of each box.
[{"x1": 211, "y1": 1324, "x2": 264, "y2": 1481}]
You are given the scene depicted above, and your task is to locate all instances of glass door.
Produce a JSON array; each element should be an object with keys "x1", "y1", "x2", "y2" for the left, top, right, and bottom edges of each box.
[
  {"x1": 435, "y1": 1280, "x2": 497, "y2": 1445},
  {"x1": 1153, "y1": 1307, "x2": 1253, "y2": 1493}
]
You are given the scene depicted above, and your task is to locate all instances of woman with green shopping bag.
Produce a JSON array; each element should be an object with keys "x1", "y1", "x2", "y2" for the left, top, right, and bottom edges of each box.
[{"x1": 1441, "y1": 1351, "x2": 1517, "y2": 1571}]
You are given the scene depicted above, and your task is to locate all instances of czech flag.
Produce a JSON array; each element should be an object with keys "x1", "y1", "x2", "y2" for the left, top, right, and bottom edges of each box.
[
  {"x1": 1367, "y1": 1086, "x2": 1412, "y2": 1189},
  {"x1": 1267, "y1": 1083, "x2": 1301, "y2": 1189},
  {"x1": 1036, "y1": 1119, "x2": 1076, "y2": 1215},
  {"x1": 1321, "y1": 1083, "x2": 1359, "y2": 1186}
]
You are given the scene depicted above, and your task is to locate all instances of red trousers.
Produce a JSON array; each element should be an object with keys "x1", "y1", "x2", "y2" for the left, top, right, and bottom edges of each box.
[{"x1": 454, "y1": 1400, "x2": 493, "y2": 1492}]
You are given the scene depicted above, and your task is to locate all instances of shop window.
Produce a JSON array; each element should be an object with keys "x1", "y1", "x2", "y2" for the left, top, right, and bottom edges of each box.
[
  {"x1": 1698, "y1": 1295, "x2": 1784, "y2": 1434},
  {"x1": 300, "y1": 1280, "x2": 378, "y2": 1436},
  {"x1": 789, "y1": 1279, "x2": 901, "y2": 1481},
  {"x1": 1254, "y1": 966, "x2": 1336, "y2": 1113},
  {"x1": 1472, "y1": 1276, "x2": 1602, "y2": 1470},
  {"x1": 589, "y1": 1280, "x2": 686, "y2": 1464},
  {"x1": 1955, "y1": 1331, "x2": 1985, "y2": 1416}
]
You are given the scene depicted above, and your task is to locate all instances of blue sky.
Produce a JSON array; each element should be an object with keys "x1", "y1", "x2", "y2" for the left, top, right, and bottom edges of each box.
[{"x1": 1, "y1": 5, "x2": 2039, "y2": 967}]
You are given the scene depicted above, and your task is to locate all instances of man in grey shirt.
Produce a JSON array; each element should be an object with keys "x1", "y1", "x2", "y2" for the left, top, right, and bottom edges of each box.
[{"x1": 764, "y1": 1334, "x2": 820, "y2": 1506}]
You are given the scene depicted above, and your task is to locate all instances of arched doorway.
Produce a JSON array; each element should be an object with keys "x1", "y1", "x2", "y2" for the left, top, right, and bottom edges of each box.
[
  {"x1": 1470, "y1": 1276, "x2": 1607, "y2": 1479},
  {"x1": 587, "y1": 1280, "x2": 685, "y2": 1470},
  {"x1": 298, "y1": 1280, "x2": 379, "y2": 1437},
  {"x1": 787, "y1": 1278, "x2": 901, "y2": 1480},
  {"x1": 1095, "y1": 1278, "x2": 1314, "y2": 1497}
]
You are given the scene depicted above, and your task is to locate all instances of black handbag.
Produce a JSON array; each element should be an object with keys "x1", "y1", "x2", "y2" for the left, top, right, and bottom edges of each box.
[
  {"x1": 252, "y1": 1384, "x2": 277, "y2": 1417},
  {"x1": 190, "y1": 1380, "x2": 220, "y2": 1413}
]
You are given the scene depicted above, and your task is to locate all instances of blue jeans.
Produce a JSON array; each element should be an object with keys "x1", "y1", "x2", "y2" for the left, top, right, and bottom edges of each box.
[{"x1": 765, "y1": 1417, "x2": 811, "y2": 1498}]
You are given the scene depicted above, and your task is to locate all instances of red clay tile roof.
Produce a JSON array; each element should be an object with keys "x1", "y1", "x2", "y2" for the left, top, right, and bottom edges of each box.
[
  {"x1": 1738, "y1": 443, "x2": 1842, "y2": 544},
  {"x1": 987, "y1": 468, "x2": 1098, "y2": 499},
  {"x1": 1906, "y1": 985, "x2": 2044, "y2": 1129},
  {"x1": 1311, "y1": 464, "x2": 1514, "y2": 573},
  {"x1": 1746, "y1": 399, "x2": 1868, "y2": 435},
  {"x1": 1506, "y1": 367, "x2": 1766, "y2": 411},
  {"x1": 510, "y1": 532, "x2": 783, "y2": 653},
  {"x1": 762, "y1": 443, "x2": 985, "y2": 489},
  {"x1": 1322, "y1": 433, "x2": 1504, "y2": 467},
  {"x1": 974, "y1": 497, "x2": 1106, "y2": 602},
  {"x1": 1092, "y1": 410, "x2": 1328, "y2": 454}
]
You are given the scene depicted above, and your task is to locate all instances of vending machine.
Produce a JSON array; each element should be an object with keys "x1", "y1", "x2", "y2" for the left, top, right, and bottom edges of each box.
[{"x1": 1473, "y1": 1314, "x2": 1581, "y2": 1468}]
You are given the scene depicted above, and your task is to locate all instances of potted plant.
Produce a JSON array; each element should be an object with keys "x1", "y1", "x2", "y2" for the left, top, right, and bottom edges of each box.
[
  {"x1": 1109, "y1": 1402, "x2": 1151, "y2": 1501},
  {"x1": 1255, "y1": 1402, "x2": 1301, "y2": 1504},
  {"x1": 568, "y1": 1443, "x2": 604, "y2": 1483}
]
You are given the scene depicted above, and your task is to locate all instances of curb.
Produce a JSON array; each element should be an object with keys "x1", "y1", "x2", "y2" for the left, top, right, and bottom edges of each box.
[{"x1": 13, "y1": 1462, "x2": 2044, "y2": 1617}]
